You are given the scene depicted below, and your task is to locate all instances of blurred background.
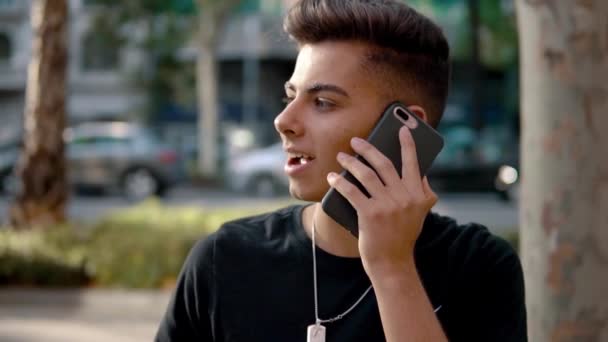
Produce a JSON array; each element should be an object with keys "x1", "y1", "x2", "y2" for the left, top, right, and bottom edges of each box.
[
  {"x1": 0, "y1": 0, "x2": 521, "y2": 201},
  {"x1": 0, "y1": 0, "x2": 522, "y2": 341}
]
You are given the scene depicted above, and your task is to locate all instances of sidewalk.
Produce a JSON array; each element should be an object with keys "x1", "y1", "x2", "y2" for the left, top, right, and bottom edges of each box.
[{"x1": 0, "y1": 288, "x2": 172, "y2": 342}]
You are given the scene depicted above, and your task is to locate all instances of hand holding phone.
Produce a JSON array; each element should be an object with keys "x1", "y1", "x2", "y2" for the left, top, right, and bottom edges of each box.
[{"x1": 321, "y1": 102, "x2": 444, "y2": 237}]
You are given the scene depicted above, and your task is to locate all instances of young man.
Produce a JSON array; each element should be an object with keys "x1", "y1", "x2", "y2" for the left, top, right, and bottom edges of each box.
[{"x1": 156, "y1": 1, "x2": 527, "y2": 341}]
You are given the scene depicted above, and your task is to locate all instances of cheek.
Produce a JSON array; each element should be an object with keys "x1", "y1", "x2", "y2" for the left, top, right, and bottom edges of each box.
[
  {"x1": 336, "y1": 123, "x2": 375, "y2": 151},
  {"x1": 316, "y1": 109, "x2": 380, "y2": 158},
  {"x1": 325, "y1": 128, "x2": 356, "y2": 155}
]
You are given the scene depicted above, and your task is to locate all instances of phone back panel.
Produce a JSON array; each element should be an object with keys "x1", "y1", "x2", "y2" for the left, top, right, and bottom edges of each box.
[{"x1": 321, "y1": 102, "x2": 444, "y2": 237}]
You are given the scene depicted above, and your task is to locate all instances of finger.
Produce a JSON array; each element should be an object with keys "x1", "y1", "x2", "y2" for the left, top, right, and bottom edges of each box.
[
  {"x1": 336, "y1": 152, "x2": 386, "y2": 198},
  {"x1": 327, "y1": 172, "x2": 368, "y2": 209},
  {"x1": 350, "y1": 137, "x2": 402, "y2": 187},
  {"x1": 399, "y1": 126, "x2": 423, "y2": 194}
]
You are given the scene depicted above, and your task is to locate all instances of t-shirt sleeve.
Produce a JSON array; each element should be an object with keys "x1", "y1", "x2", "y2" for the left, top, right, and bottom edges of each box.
[
  {"x1": 461, "y1": 234, "x2": 528, "y2": 342},
  {"x1": 155, "y1": 234, "x2": 216, "y2": 342}
]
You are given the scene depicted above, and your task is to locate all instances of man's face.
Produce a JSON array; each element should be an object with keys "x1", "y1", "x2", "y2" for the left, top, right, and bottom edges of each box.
[{"x1": 275, "y1": 41, "x2": 388, "y2": 201}]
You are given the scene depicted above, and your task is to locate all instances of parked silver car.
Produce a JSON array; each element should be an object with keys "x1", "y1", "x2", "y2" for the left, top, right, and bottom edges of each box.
[
  {"x1": 225, "y1": 139, "x2": 520, "y2": 201},
  {"x1": 225, "y1": 142, "x2": 289, "y2": 197},
  {"x1": 1, "y1": 122, "x2": 183, "y2": 200},
  {"x1": 65, "y1": 122, "x2": 182, "y2": 199}
]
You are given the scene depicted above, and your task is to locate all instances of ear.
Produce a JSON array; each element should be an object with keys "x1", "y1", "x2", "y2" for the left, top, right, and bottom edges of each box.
[{"x1": 406, "y1": 105, "x2": 429, "y2": 124}]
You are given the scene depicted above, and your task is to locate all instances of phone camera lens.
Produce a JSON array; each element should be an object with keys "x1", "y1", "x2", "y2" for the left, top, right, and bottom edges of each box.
[{"x1": 395, "y1": 108, "x2": 409, "y2": 121}]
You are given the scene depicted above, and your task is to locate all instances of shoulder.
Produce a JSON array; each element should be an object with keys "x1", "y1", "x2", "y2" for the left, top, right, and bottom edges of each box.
[
  {"x1": 215, "y1": 205, "x2": 300, "y2": 242},
  {"x1": 188, "y1": 205, "x2": 302, "y2": 258},
  {"x1": 419, "y1": 212, "x2": 520, "y2": 274},
  {"x1": 421, "y1": 216, "x2": 527, "y2": 340},
  {"x1": 421, "y1": 212, "x2": 517, "y2": 255}
]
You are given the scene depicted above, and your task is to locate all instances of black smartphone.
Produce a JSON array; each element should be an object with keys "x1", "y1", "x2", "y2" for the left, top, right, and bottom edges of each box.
[{"x1": 321, "y1": 102, "x2": 444, "y2": 237}]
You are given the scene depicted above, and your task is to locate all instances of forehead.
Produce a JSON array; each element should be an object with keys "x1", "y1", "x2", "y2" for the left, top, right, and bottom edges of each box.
[{"x1": 288, "y1": 41, "x2": 374, "y2": 92}]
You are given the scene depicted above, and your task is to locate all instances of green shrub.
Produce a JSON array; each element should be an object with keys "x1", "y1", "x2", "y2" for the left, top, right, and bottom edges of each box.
[
  {"x1": 3, "y1": 200, "x2": 521, "y2": 288},
  {"x1": 0, "y1": 226, "x2": 90, "y2": 286},
  {"x1": 0, "y1": 199, "x2": 288, "y2": 288}
]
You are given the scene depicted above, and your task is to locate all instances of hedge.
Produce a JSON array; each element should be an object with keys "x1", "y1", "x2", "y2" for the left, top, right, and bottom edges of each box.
[
  {"x1": 1, "y1": 199, "x2": 519, "y2": 288},
  {"x1": 0, "y1": 199, "x2": 288, "y2": 288}
]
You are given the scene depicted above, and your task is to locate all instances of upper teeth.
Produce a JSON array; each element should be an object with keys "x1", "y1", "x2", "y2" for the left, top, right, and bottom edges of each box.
[{"x1": 290, "y1": 153, "x2": 312, "y2": 160}]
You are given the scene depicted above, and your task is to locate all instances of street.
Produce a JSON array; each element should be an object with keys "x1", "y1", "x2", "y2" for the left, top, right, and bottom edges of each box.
[{"x1": 1, "y1": 185, "x2": 519, "y2": 233}]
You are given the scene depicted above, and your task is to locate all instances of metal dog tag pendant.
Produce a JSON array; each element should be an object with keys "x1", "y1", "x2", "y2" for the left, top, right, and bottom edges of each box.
[{"x1": 307, "y1": 324, "x2": 326, "y2": 342}]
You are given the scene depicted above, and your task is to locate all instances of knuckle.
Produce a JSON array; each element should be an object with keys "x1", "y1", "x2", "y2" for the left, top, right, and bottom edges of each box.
[
  {"x1": 331, "y1": 175, "x2": 343, "y2": 188},
  {"x1": 377, "y1": 156, "x2": 394, "y2": 172},
  {"x1": 340, "y1": 180, "x2": 356, "y2": 195},
  {"x1": 400, "y1": 199, "x2": 414, "y2": 211},
  {"x1": 340, "y1": 155, "x2": 352, "y2": 168},
  {"x1": 360, "y1": 168, "x2": 377, "y2": 183},
  {"x1": 358, "y1": 142, "x2": 371, "y2": 153}
]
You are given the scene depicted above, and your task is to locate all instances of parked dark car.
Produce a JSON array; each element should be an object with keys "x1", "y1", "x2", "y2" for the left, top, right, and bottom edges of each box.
[
  {"x1": 427, "y1": 117, "x2": 519, "y2": 201},
  {"x1": 0, "y1": 122, "x2": 183, "y2": 200},
  {"x1": 0, "y1": 139, "x2": 19, "y2": 194}
]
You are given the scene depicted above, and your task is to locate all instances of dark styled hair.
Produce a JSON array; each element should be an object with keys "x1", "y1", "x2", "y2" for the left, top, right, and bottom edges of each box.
[{"x1": 284, "y1": 0, "x2": 451, "y2": 127}]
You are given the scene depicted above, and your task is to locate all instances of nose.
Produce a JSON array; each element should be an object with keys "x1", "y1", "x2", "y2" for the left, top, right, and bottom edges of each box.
[{"x1": 274, "y1": 102, "x2": 304, "y2": 138}]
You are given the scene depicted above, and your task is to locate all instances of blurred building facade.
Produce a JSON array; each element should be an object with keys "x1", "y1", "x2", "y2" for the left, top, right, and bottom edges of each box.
[
  {"x1": 0, "y1": 0, "x2": 297, "y2": 145},
  {"x1": 0, "y1": 0, "x2": 147, "y2": 140},
  {"x1": 0, "y1": 0, "x2": 28, "y2": 142},
  {"x1": 1, "y1": 0, "x2": 520, "y2": 188}
]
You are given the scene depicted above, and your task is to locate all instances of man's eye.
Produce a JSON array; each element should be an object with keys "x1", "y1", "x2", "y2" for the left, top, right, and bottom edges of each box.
[
  {"x1": 314, "y1": 98, "x2": 334, "y2": 110},
  {"x1": 282, "y1": 96, "x2": 294, "y2": 105}
]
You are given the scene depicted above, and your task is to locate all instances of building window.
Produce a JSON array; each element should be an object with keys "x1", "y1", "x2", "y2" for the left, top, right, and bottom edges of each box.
[
  {"x1": 0, "y1": 32, "x2": 11, "y2": 61},
  {"x1": 81, "y1": 32, "x2": 119, "y2": 71}
]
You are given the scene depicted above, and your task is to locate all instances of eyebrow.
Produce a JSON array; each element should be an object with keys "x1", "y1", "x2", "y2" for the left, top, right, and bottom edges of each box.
[{"x1": 284, "y1": 82, "x2": 350, "y2": 98}]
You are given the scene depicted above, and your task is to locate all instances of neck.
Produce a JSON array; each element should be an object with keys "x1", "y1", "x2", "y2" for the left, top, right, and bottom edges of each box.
[{"x1": 302, "y1": 203, "x2": 360, "y2": 258}]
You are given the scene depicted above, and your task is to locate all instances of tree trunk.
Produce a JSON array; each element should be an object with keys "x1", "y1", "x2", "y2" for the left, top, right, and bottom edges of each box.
[
  {"x1": 197, "y1": 32, "x2": 219, "y2": 178},
  {"x1": 517, "y1": 0, "x2": 608, "y2": 341},
  {"x1": 195, "y1": 0, "x2": 242, "y2": 179},
  {"x1": 9, "y1": 0, "x2": 69, "y2": 228},
  {"x1": 196, "y1": 5, "x2": 222, "y2": 178}
]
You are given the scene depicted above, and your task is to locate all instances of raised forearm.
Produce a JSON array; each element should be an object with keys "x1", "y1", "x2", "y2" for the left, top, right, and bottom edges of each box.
[{"x1": 370, "y1": 260, "x2": 447, "y2": 342}]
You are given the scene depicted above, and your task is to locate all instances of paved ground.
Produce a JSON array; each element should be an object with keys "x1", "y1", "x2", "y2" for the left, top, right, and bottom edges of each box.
[{"x1": 0, "y1": 289, "x2": 171, "y2": 342}]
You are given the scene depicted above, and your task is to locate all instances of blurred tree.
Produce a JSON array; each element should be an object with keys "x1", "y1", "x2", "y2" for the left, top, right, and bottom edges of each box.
[
  {"x1": 478, "y1": 0, "x2": 517, "y2": 70},
  {"x1": 87, "y1": 0, "x2": 244, "y2": 178},
  {"x1": 195, "y1": 0, "x2": 243, "y2": 179},
  {"x1": 517, "y1": 0, "x2": 608, "y2": 340},
  {"x1": 408, "y1": 0, "x2": 519, "y2": 132},
  {"x1": 10, "y1": 0, "x2": 69, "y2": 228},
  {"x1": 85, "y1": 0, "x2": 197, "y2": 123}
]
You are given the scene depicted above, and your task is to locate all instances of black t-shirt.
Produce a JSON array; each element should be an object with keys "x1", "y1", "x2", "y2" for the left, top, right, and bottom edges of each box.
[{"x1": 156, "y1": 205, "x2": 527, "y2": 341}]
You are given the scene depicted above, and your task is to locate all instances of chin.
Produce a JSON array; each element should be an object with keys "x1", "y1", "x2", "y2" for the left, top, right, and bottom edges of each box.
[{"x1": 288, "y1": 182, "x2": 328, "y2": 203}]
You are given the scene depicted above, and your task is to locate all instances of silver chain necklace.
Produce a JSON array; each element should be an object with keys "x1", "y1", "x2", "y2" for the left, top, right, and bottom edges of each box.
[{"x1": 307, "y1": 220, "x2": 373, "y2": 342}]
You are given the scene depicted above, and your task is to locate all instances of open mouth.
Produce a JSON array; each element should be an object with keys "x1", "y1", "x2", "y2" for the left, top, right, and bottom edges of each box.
[{"x1": 287, "y1": 152, "x2": 315, "y2": 167}]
